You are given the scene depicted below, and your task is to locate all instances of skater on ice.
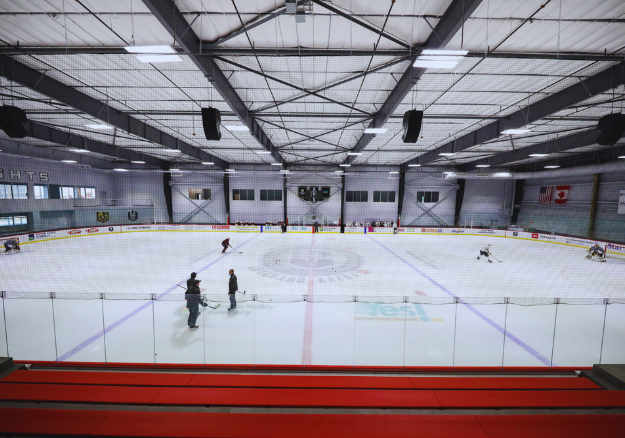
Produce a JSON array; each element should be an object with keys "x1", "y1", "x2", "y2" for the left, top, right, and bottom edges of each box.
[
  {"x1": 221, "y1": 237, "x2": 234, "y2": 254},
  {"x1": 477, "y1": 244, "x2": 493, "y2": 263},
  {"x1": 186, "y1": 272, "x2": 197, "y2": 289},
  {"x1": 586, "y1": 243, "x2": 606, "y2": 262},
  {"x1": 185, "y1": 278, "x2": 208, "y2": 330},
  {"x1": 3, "y1": 238, "x2": 20, "y2": 253}
]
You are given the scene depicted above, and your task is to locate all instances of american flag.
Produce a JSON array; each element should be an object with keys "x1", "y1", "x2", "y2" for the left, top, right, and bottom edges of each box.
[{"x1": 539, "y1": 186, "x2": 554, "y2": 204}]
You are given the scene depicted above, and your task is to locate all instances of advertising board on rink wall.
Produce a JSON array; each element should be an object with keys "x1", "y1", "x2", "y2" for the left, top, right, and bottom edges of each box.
[
  {"x1": 317, "y1": 226, "x2": 341, "y2": 233},
  {"x1": 344, "y1": 226, "x2": 364, "y2": 234},
  {"x1": 366, "y1": 227, "x2": 396, "y2": 234},
  {"x1": 287, "y1": 226, "x2": 313, "y2": 233},
  {"x1": 262, "y1": 226, "x2": 283, "y2": 233}
]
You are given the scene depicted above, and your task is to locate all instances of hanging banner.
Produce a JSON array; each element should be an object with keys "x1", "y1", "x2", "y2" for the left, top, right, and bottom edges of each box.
[{"x1": 619, "y1": 190, "x2": 625, "y2": 215}]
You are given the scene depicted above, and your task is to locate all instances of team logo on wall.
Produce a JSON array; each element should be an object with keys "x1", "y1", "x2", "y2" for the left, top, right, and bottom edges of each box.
[
  {"x1": 250, "y1": 244, "x2": 368, "y2": 283},
  {"x1": 96, "y1": 211, "x2": 110, "y2": 223},
  {"x1": 108, "y1": 227, "x2": 114, "y2": 232},
  {"x1": 128, "y1": 210, "x2": 138, "y2": 221},
  {"x1": 298, "y1": 187, "x2": 307, "y2": 199}
]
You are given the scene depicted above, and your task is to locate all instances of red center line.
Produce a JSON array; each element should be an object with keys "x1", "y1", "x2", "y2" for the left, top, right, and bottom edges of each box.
[{"x1": 302, "y1": 232, "x2": 315, "y2": 365}]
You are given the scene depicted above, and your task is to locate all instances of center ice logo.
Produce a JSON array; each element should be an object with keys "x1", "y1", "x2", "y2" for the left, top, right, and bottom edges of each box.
[{"x1": 250, "y1": 244, "x2": 366, "y2": 282}]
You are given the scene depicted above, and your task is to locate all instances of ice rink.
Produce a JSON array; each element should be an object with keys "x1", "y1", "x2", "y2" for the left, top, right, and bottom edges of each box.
[{"x1": 1, "y1": 231, "x2": 624, "y2": 368}]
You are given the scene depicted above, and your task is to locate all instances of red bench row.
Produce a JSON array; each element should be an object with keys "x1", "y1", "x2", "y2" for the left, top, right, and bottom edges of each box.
[
  {"x1": 1, "y1": 370, "x2": 603, "y2": 390},
  {"x1": 0, "y1": 408, "x2": 624, "y2": 438},
  {"x1": 0, "y1": 383, "x2": 623, "y2": 408}
]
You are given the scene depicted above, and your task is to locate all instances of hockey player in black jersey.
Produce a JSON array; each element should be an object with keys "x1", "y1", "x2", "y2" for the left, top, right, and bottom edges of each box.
[{"x1": 586, "y1": 243, "x2": 606, "y2": 262}]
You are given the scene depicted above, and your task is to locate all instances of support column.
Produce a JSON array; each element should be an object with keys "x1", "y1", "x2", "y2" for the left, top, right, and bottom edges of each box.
[
  {"x1": 588, "y1": 172, "x2": 602, "y2": 238},
  {"x1": 162, "y1": 172, "x2": 173, "y2": 223},
  {"x1": 511, "y1": 179, "x2": 525, "y2": 225},
  {"x1": 223, "y1": 174, "x2": 230, "y2": 225},
  {"x1": 283, "y1": 175, "x2": 288, "y2": 224},
  {"x1": 453, "y1": 179, "x2": 466, "y2": 226},
  {"x1": 340, "y1": 174, "x2": 345, "y2": 231},
  {"x1": 397, "y1": 171, "x2": 406, "y2": 225}
]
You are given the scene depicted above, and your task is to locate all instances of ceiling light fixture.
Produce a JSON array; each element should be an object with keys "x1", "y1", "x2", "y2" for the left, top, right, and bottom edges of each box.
[
  {"x1": 529, "y1": 153, "x2": 549, "y2": 157},
  {"x1": 408, "y1": 164, "x2": 421, "y2": 167},
  {"x1": 618, "y1": 156, "x2": 625, "y2": 159},
  {"x1": 364, "y1": 128, "x2": 387, "y2": 134},
  {"x1": 131, "y1": 161, "x2": 145, "y2": 164},
  {"x1": 224, "y1": 126, "x2": 249, "y2": 131},
  {"x1": 69, "y1": 148, "x2": 89, "y2": 153},
  {"x1": 162, "y1": 149, "x2": 180, "y2": 154},
  {"x1": 256, "y1": 151, "x2": 271, "y2": 154},
  {"x1": 501, "y1": 128, "x2": 531, "y2": 135},
  {"x1": 493, "y1": 172, "x2": 512, "y2": 178},
  {"x1": 544, "y1": 165, "x2": 560, "y2": 169},
  {"x1": 389, "y1": 171, "x2": 399, "y2": 174},
  {"x1": 270, "y1": 163, "x2": 282, "y2": 166},
  {"x1": 62, "y1": 160, "x2": 77, "y2": 163},
  {"x1": 335, "y1": 170, "x2": 344, "y2": 173},
  {"x1": 113, "y1": 168, "x2": 128, "y2": 172},
  {"x1": 84, "y1": 124, "x2": 113, "y2": 130},
  {"x1": 475, "y1": 164, "x2": 490, "y2": 168},
  {"x1": 124, "y1": 45, "x2": 182, "y2": 63},
  {"x1": 413, "y1": 50, "x2": 468, "y2": 69},
  {"x1": 439, "y1": 152, "x2": 454, "y2": 156},
  {"x1": 201, "y1": 162, "x2": 214, "y2": 165},
  {"x1": 169, "y1": 168, "x2": 181, "y2": 172},
  {"x1": 340, "y1": 164, "x2": 351, "y2": 167}
]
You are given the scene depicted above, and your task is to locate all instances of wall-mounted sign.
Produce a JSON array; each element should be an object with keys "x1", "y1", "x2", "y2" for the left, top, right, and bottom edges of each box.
[
  {"x1": 96, "y1": 211, "x2": 110, "y2": 223},
  {"x1": 128, "y1": 210, "x2": 138, "y2": 221}
]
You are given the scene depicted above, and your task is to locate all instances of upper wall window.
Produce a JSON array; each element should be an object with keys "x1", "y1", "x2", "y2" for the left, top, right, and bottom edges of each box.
[
  {"x1": 77, "y1": 187, "x2": 96, "y2": 199},
  {"x1": 260, "y1": 189, "x2": 282, "y2": 201},
  {"x1": 233, "y1": 189, "x2": 254, "y2": 201},
  {"x1": 346, "y1": 191, "x2": 368, "y2": 202},
  {"x1": 188, "y1": 188, "x2": 211, "y2": 200},
  {"x1": 0, "y1": 183, "x2": 28, "y2": 199},
  {"x1": 34, "y1": 185, "x2": 49, "y2": 199},
  {"x1": 61, "y1": 186, "x2": 75, "y2": 199},
  {"x1": 416, "y1": 191, "x2": 439, "y2": 203},
  {"x1": 373, "y1": 191, "x2": 395, "y2": 202}
]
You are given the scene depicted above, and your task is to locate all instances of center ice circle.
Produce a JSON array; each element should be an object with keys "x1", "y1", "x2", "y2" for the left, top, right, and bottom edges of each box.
[{"x1": 258, "y1": 244, "x2": 364, "y2": 277}]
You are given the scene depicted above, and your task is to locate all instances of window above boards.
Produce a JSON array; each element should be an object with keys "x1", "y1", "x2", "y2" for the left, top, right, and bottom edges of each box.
[
  {"x1": 346, "y1": 190, "x2": 368, "y2": 202},
  {"x1": 0, "y1": 182, "x2": 28, "y2": 199},
  {"x1": 260, "y1": 189, "x2": 282, "y2": 201},
  {"x1": 0, "y1": 215, "x2": 28, "y2": 227},
  {"x1": 416, "y1": 191, "x2": 439, "y2": 203},
  {"x1": 373, "y1": 191, "x2": 396, "y2": 203},
  {"x1": 188, "y1": 188, "x2": 211, "y2": 200},
  {"x1": 232, "y1": 189, "x2": 254, "y2": 201}
]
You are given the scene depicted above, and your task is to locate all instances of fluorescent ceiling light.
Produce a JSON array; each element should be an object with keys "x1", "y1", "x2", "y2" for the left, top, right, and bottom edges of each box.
[
  {"x1": 69, "y1": 148, "x2": 89, "y2": 153},
  {"x1": 224, "y1": 126, "x2": 249, "y2": 131},
  {"x1": 529, "y1": 153, "x2": 549, "y2": 157},
  {"x1": 364, "y1": 128, "x2": 387, "y2": 134},
  {"x1": 270, "y1": 163, "x2": 282, "y2": 166},
  {"x1": 256, "y1": 151, "x2": 271, "y2": 154},
  {"x1": 62, "y1": 160, "x2": 77, "y2": 163},
  {"x1": 618, "y1": 156, "x2": 625, "y2": 159},
  {"x1": 544, "y1": 165, "x2": 560, "y2": 169},
  {"x1": 439, "y1": 152, "x2": 454, "y2": 156},
  {"x1": 335, "y1": 170, "x2": 344, "y2": 173},
  {"x1": 113, "y1": 168, "x2": 128, "y2": 172},
  {"x1": 413, "y1": 50, "x2": 468, "y2": 69},
  {"x1": 475, "y1": 164, "x2": 490, "y2": 168},
  {"x1": 85, "y1": 124, "x2": 113, "y2": 130},
  {"x1": 408, "y1": 164, "x2": 421, "y2": 167},
  {"x1": 135, "y1": 54, "x2": 182, "y2": 63},
  {"x1": 162, "y1": 149, "x2": 180, "y2": 154},
  {"x1": 280, "y1": 169, "x2": 290, "y2": 173},
  {"x1": 493, "y1": 172, "x2": 512, "y2": 178},
  {"x1": 225, "y1": 169, "x2": 235, "y2": 172},
  {"x1": 389, "y1": 171, "x2": 399, "y2": 174},
  {"x1": 169, "y1": 168, "x2": 181, "y2": 172},
  {"x1": 201, "y1": 162, "x2": 214, "y2": 165},
  {"x1": 443, "y1": 171, "x2": 456, "y2": 178},
  {"x1": 125, "y1": 47, "x2": 182, "y2": 63},
  {"x1": 501, "y1": 129, "x2": 531, "y2": 135},
  {"x1": 347, "y1": 152, "x2": 362, "y2": 155},
  {"x1": 124, "y1": 45, "x2": 176, "y2": 54},
  {"x1": 131, "y1": 161, "x2": 145, "y2": 164},
  {"x1": 340, "y1": 164, "x2": 351, "y2": 167}
]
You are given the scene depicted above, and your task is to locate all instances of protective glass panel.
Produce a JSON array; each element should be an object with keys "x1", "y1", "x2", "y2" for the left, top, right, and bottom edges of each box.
[
  {"x1": 153, "y1": 300, "x2": 204, "y2": 364},
  {"x1": 205, "y1": 302, "x2": 255, "y2": 365},
  {"x1": 4, "y1": 299, "x2": 57, "y2": 361},
  {"x1": 354, "y1": 302, "x2": 405, "y2": 366},
  {"x1": 600, "y1": 304, "x2": 625, "y2": 364},
  {"x1": 503, "y1": 304, "x2": 556, "y2": 367},
  {"x1": 310, "y1": 302, "x2": 355, "y2": 366},
  {"x1": 454, "y1": 304, "x2": 506, "y2": 367},
  {"x1": 53, "y1": 299, "x2": 106, "y2": 363},
  {"x1": 254, "y1": 302, "x2": 306, "y2": 365},
  {"x1": 552, "y1": 304, "x2": 605, "y2": 367},
  {"x1": 103, "y1": 300, "x2": 155, "y2": 364},
  {"x1": 404, "y1": 304, "x2": 456, "y2": 367}
]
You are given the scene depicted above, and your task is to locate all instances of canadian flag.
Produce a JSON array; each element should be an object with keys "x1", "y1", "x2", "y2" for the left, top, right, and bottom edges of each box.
[{"x1": 554, "y1": 185, "x2": 570, "y2": 204}]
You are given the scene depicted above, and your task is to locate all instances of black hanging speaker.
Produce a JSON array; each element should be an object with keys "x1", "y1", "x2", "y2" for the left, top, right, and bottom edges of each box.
[
  {"x1": 596, "y1": 113, "x2": 625, "y2": 146},
  {"x1": 201, "y1": 107, "x2": 221, "y2": 141},
  {"x1": 0, "y1": 105, "x2": 29, "y2": 138},
  {"x1": 402, "y1": 110, "x2": 423, "y2": 143}
]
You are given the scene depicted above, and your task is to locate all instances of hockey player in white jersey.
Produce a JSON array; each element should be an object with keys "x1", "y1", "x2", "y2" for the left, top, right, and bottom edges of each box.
[
  {"x1": 586, "y1": 243, "x2": 606, "y2": 262},
  {"x1": 477, "y1": 244, "x2": 493, "y2": 263}
]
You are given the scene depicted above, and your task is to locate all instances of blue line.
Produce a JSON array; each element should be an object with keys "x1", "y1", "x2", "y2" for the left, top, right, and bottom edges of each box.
[
  {"x1": 57, "y1": 234, "x2": 259, "y2": 362},
  {"x1": 368, "y1": 235, "x2": 552, "y2": 367}
]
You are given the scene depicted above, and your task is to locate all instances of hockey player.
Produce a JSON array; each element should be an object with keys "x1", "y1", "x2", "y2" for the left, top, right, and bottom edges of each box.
[
  {"x1": 586, "y1": 243, "x2": 606, "y2": 262},
  {"x1": 221, "y1": 237, "x2": 234, "y2": 254},
  {"x1": 3, "y1": 238, "x2": 20, "y2": 253},
  {"x1": 477, "y1": 244, "x2": 493, "y2": 263}
]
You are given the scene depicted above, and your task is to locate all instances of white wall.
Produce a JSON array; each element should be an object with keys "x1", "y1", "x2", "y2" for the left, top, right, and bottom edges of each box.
[
  {"x1": 287, "y1": 174, "x2": 342, "y2": 225},
  {"x1": 171, "y1": 172, "x2": 226, "y2": 224},
  {"x1": 230, "y1": 175, "x2": 283, "y2": 224},
  {"x1": 459, "y1": 179, "x2": 514, "y2": 228},
  {"x1": 595, "y1": 170, "x2": 625, "y2": 242},
  {"x1": 401, "y1": 172, "x2": 456, "y2": 226},
  {"x1": 345, "y1": 174, "x2": 399, "y2": 223}
]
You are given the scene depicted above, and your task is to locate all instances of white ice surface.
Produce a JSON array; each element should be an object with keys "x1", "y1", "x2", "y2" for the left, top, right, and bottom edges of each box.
[{"x1": 1, "y1": 232, "x2": 624, "y2": 367}]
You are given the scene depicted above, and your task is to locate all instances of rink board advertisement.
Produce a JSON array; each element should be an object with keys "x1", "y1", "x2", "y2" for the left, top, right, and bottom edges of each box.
[
  {"x1": 317, "y1": 226, "x2": 341, "y2": 233},
  {"x1": 287, "y1": 226, "x2": 313, "y2": 233},
  {"x1": 262, "y1": 226, "x2": 283, "y2": 233},
  {"x1": 344, "y1": 226, "x2": 365, "y2": 234},
  {"x1": 366, "y1": 227, "x2": 396, "y2": 234}
]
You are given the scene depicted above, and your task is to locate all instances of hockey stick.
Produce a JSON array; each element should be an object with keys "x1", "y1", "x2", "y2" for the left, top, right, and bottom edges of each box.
[
  {"x1": 490, "y1": 253, "x2": 503, "y2": 263},
  {"x1": 236, "y1": 290, "x2": 246, "y2": 295},
  {"x1": 176, "y1": 284, "x2": 221, "y2": 309}
]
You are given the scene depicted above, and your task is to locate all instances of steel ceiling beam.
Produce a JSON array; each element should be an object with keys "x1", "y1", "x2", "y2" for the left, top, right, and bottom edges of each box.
[
  {"x1": 404, "y1": 62, "x2": 625, "y2": 170},
  {"x1": 142, "y1": 0, "x2": 285, "y2": 167},
  {"x1": 310, "y1": 1, "x2": 410, "y2": 49},
  {"x1": 0, "y1": 55, "x2": 227, "y2": 170},
  {"x1": 461, "y1": 129, "x2": 625, "y2": 170},
  {"x1": 344, "y1": 0, "x2": 484, "y2": 165}
]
